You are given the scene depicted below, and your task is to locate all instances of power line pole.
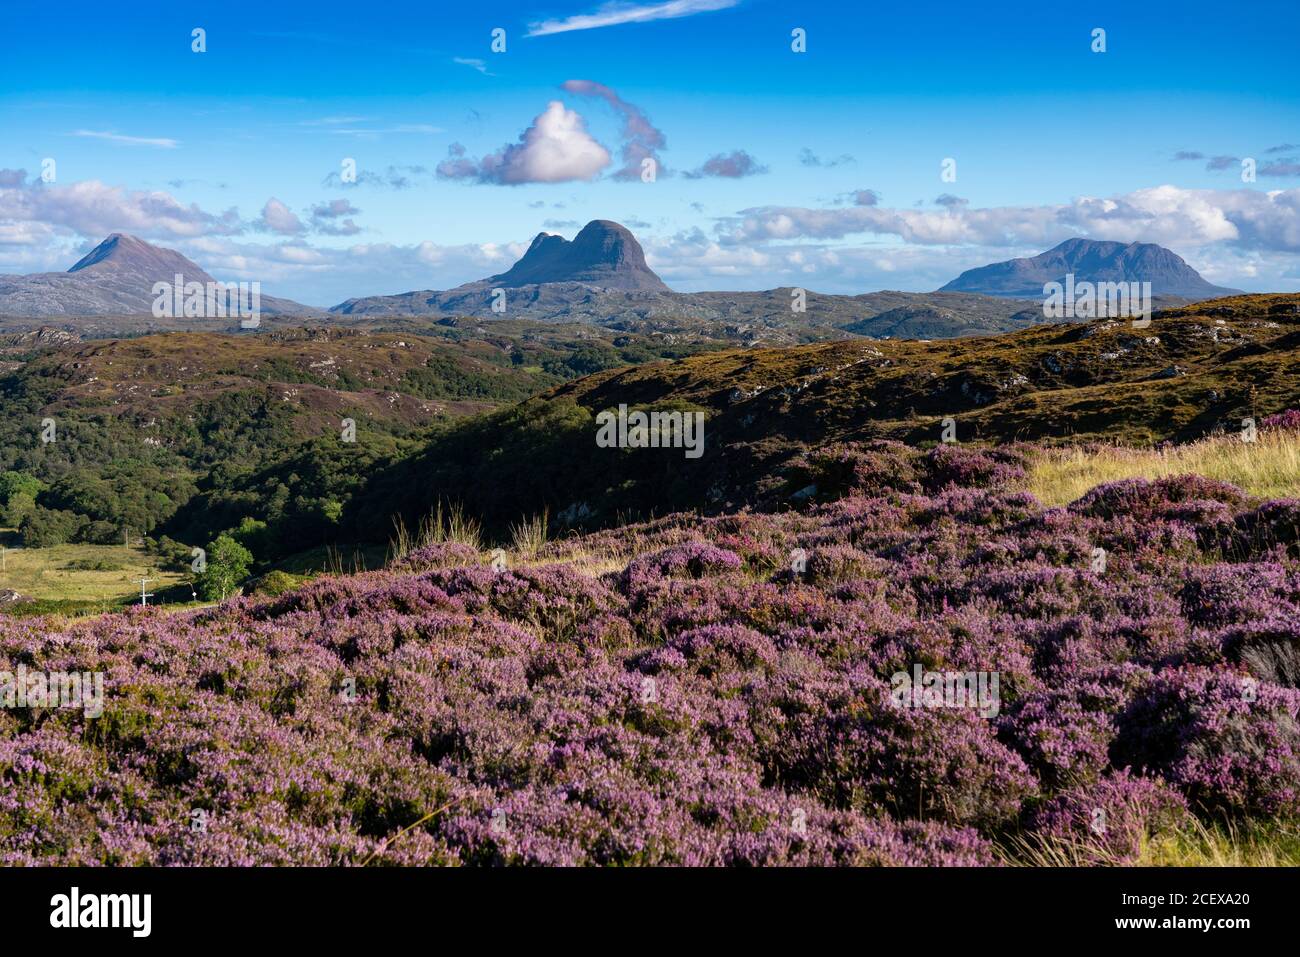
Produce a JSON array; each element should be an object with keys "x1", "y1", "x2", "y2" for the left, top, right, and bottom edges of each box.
[{"x1": 135, "y1": 577, "x2": 154, "y2": 607}]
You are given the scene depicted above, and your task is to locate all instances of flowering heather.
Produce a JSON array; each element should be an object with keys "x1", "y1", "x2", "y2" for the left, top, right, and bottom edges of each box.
[
  {"x1": 1262, "y1": 409, "x2": 1300, "y2": 432},
  {"x1": 3, "y1": 439, "x2": 1300, "y2": 865}
]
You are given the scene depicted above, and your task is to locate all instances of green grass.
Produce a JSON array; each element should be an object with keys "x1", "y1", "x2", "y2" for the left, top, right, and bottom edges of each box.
[{"x1": 0, "y1": 531, "x2": 185, "y2": 604}]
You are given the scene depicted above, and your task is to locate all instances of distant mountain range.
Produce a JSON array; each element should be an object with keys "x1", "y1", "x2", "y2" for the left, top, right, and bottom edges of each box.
[
  {"x1": 0, "y1": 226, "x2": 1243, "y2": 342},
  {"x1": 940, "y1": 238, "x2": 1242, "y2": 299},
  {"x1": 329, "y1": 219, "x2": 1048, "y2": 336},
  {"x1": 0, "y1": 234, "x2": 316, "y2": 318}
]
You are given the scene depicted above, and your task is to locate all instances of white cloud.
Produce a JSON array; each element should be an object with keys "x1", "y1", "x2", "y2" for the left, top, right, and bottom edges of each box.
[
  {"x1": 561, "y1": 79, "x2": 667, "y2": 180},
  {"x1": 0, "y1": 176, "x2": 240, "y2": 239},
  {"x1": 71, "y1": 130, "x2": 180, "y2": 148},
  {"x1": 528, "y1": 0, "x2": 740, "y2": 37},
  {"x1": 437, "y1": 101, "x2": 611, "y2": 184},
  {"x1": 453, "y1": 57, "x2": 493, "y2": 76},
  {"x1": 256, "y1": 198, "x2": 305, "y2": 235},
  {"x1": 718, "y1": 185, "x2": 1300, "y2": 253},
  {"x1": 326, "y1": 124, "x2": 443, "y2": 137}
]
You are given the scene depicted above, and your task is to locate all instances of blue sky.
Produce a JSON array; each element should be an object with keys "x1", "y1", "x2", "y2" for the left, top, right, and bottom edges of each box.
[{"x1": 2, "y1": 0, "x2": 1298, "y2": 305}]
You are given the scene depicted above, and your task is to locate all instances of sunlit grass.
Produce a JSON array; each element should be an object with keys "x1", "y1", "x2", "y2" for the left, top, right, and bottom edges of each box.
[
  {"x1": 0, "y1": 531, "x2": 183, "y2": 603},
  {"x1": 1000, "y1": 817, "x2": 1300, "y2": 867},
  {"x1": 1027, "y1": 428, "x2": 1300, "y2": 506}
]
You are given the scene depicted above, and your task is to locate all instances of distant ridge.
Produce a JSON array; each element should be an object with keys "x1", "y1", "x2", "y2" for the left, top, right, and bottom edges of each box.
[
  {"x1": 939, "y1": 238, "x2": 1242, "y2": 300},
  {"x1": 330, "y1": 219, "x2": 1053, "y2": 340},
  {"x1": 0, "y1": 233, "x2": 317, "y2": 318}
]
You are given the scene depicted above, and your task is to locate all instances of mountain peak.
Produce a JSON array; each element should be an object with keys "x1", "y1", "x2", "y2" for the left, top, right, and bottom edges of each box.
[
  {"x1": 487, "y1": 219, "x2": 668, "y2": 291},
  {"x1": 939, "y1": 238, "x2": 1242, "y2": 300},
  {"x1": 0, "y1": 235, "x2": 316, "y2": 319},
  {"x1": 67, "y1": 233, "x2": 212, "y2": 280}
]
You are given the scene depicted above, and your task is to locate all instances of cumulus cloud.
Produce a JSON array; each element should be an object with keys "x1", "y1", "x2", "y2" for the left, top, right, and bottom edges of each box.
[
  {"x1": 0, "y1": 172, "x2": 241, "y2": 240},
  {"x1": 683, "y1": 150, "x2": 767, "y2": 179},
  {"x1": 256, "y1": 198, "x2": 305, "y2": 235},
  {"x1": 436, "y1": 101, "x2": 611, "y2": 184},
  {"x1": 527, "y1": 0, "x2": 739, "y2": 37},
  {"x1": 166, "y1": 235, "x2": 533, "y2": 307},
  {"x1": 561, "y1": 79, "x2": 667, "y2": 180},
  {"x1": 1206, "y1": 155, "x2": 1239, "y2": 171},
  {"x1": 716, "y1": 185, "x2": 1300, "y2": 253},
  {"x1": 310, "y1": 199, "x2": 362, "y2": 236}
]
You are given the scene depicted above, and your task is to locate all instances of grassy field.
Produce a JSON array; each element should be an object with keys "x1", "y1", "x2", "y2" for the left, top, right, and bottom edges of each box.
[
  {"x1": 0, "y1": 530, "x2": 185, "y2": 606},
  {"x1": 1027, "y1": 427, "x2": 1300, "y2": 506}
]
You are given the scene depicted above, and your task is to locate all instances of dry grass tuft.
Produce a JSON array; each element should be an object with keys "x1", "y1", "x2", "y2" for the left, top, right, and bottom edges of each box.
[{"x1": 1027, "y1": 428, "x2": 1300, "y2": 506}]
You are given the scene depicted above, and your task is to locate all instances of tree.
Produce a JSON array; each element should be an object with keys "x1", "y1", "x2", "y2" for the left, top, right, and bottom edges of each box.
[
  {"x1": 2, "y1": 490, "x2": 38, "y2": 528},
  {"x1": 19, "y1": 507, "x2": 87, "y2": 547},
  {"x1": 195, "y1": 533, "x2": 253, "y2": 601},
  {"x1": 0, "y1": 472, "x2": 44, "y2": 527},
  {"x1": 0, "y1": 471, "x2": 45, "y2": 504}
]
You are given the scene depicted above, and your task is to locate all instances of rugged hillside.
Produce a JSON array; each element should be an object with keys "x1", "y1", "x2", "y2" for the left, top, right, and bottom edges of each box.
[
  {"x1": 941, "y1": 238, "x2": 1243, "y2": 299},
  {"x1": 0, "y1": 234, "x2": 317, "y2": 318},
  {"x1": 354, "y1": 294, "x2": 1300, "y2": 535}
]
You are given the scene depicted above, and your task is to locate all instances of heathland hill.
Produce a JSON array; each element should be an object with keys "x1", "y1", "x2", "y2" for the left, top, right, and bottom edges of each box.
[
  {"x1": 352, "y1": 293, "x2": 1300, "y2": 537},
  {"x1": 940, "y1": 238, "x2": 1243, "y2": 299}
]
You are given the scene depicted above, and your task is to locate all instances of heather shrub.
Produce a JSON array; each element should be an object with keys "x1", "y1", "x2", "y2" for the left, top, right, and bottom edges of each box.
[
  {"x1": 622, "y1": 542, "x2": 744, "y2": 589},
  {"x1": 1262, "y1": 409, "x2": 1300, "y2": 432},
  {"x1": 1071, "y1": 475, "x2": 1249, "y2": 522},
  {"x1": 801, "y1": 544, "x2": 879, "y2": 585},
  {"x1": 390, "y1": 540, "x2": 481, "y2": 572},
  {"x1": 790, "y1": 440, "x2": 922, "y2": 499},
  {"x1": 1233, "y1": 499, "x2": 1300, "y2": 556},
  {"x1": 1029, "y1": 771, "x2": 1191, "y2": 864},
  {"x1": 1178, "y1": 562, "x2": 1298, "y2": 627},
  {"x1": 1114, "y1": 666, "x2": 1300, "y2": 816},
  {"x1": 754, "y1": 672, "x2": 1037, "y2": 829},
  {"x1": 922, "y1": 444, "x2": 1026, "y2": 493}
]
